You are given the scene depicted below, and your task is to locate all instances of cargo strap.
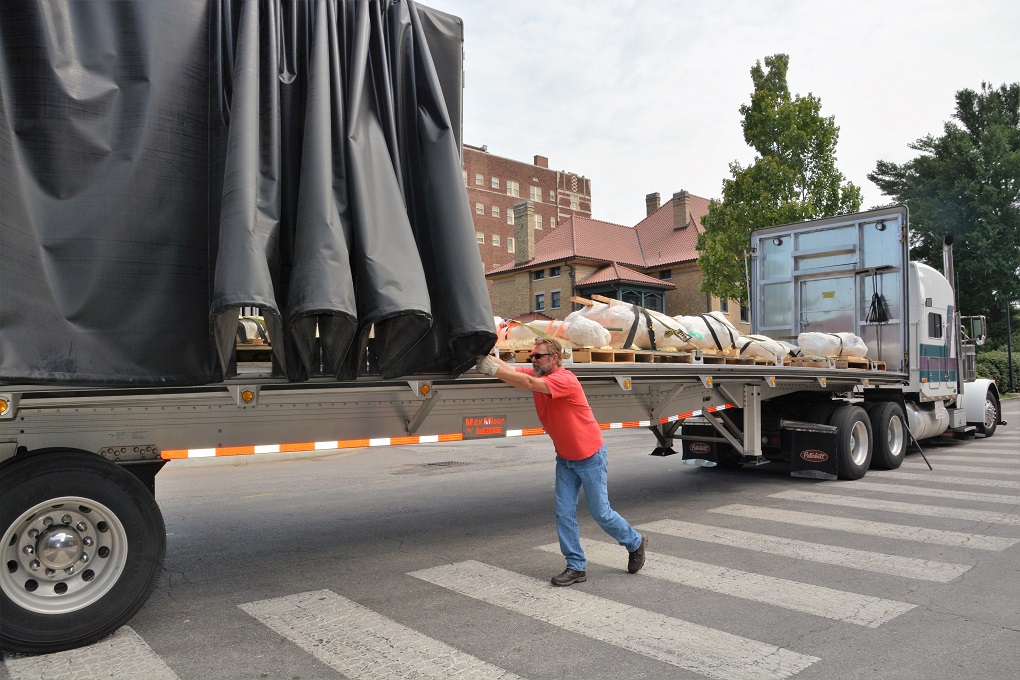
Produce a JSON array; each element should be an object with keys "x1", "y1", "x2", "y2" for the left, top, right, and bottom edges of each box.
[
  {"x1": 698, "y1": 314, "x2": 736, "y2": 351},
  {"x1": 625, "y1": 304, "x2": 657, "y2": 350},
  {"x1": 826, "y1": 333, "x2": 845, "y2": 357}
]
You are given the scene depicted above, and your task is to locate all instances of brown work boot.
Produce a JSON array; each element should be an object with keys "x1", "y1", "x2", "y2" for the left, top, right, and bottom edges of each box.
[
  {"x1": 628, "y1": 534, "x2": 647, "y2": 574},
  {"x1": 551, "y1": 568, "x2": 587, "y2": 587}
]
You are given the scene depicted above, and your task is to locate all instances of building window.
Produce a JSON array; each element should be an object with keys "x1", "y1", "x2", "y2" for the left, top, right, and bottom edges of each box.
[
  {"x1": 740, "y1": 304, "x2": 750, "y2": 323},
  {"x1": 506, "y1": 180, "x2": 520, "y2": 197},
  {"x1": 570, "y1": 195, "x2": 579, "y2": 210},
  {"x1": 533, "y1": 270, "x2": 544, "y2": 281},
  {"x1": 719, "y1": 298, "x2": 728, "y2": 313},
  {"x1": 506, "y1": 210, "x2": 514, "y2": 225},
  {"x1": 549, "y1": 266, "x2": 561, "y2": 277},
  {"x1": 475, "y1": 173, "x2": 483, "y2": 185},
  {"x1": 491, "y1": 205, "x2": 499, "y2": 217},
  {"x1": 492, "y1": 234, "x2": 500, "y2": 246},
  {"x1": 490, "y1": 176, "x2": 499, "y2": 189},
  {"x1": 535, "y1": 215, "x2": 543, "y2": 230},
  {"x1": 550, "y1": 218, "x2": 555, "y2": 228},
  {"x1": 549, "y1": 191, "x2": 555, "y2": 201},
  {"x1": 551, "y1": 290, "x2": 561, "y2": 309},
  {"x1": 530, "y1": 186, "x2": 542, "y2": 202},
  {"x1": 475, "y1": 202, "x2": 484, "y2": 215},
  {"x1": 659, "y1": 269, "x2": 672, "y2": 280},
  {"x1": 476, "y1": 232, "x2": 484, "y2": 244},
  {"x1": 535, "y1": 293, "x2": 545, "y2": 311},
  {"x1": 507, "y1": 237, "x2": 515, "y2": 253}
]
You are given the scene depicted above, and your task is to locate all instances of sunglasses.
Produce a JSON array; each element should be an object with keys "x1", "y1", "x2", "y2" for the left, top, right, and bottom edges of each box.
[{"x1": 529, "y1": 352, "x2": 555, "y2": 360}]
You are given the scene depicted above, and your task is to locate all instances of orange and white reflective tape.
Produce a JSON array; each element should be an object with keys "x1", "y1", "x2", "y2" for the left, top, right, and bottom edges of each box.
[{"x1": 162, "y1": 404, "x2": 733, "y2": 459}]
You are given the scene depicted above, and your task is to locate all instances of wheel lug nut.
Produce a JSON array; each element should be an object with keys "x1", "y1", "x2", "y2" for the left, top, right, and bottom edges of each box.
[
  {"x1": 83, "y1": 537, "x2": 94, "y2": 547},
  {"x1": 79, "y1": 554, "x2": 89, "y2": 563},
  {"x1": 22, "y1": 546, "x2": 34, "y2": 556},
  {"x1": 62, "y1": 514, "x2": 72, "y2": 525},
  {"x1": 45, "y1": 568, "x2": 55, "y2": 577},
  {"x1": 76, "y1": 522, "x2": 87, "y2": 532},
  {"x1": 43, "y1": 517, "x2": 54, "y2": 527},
  {"x1": 65, "y1": 566, "x2": 76, "y2": 575},
  {"x1": 29, "y1": 560, "x2": 40, "y2": 571},
  {"x1": 28, "y1": 529, "x2": 39, "y2": 539}
]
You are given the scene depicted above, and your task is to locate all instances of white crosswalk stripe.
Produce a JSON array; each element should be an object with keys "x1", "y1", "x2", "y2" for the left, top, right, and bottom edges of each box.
[
  {"x1": 707, "y1": 504, "x2": 1018, "y2": 551},
  {"x1": 770, "y1": 489, "x2": 1020, "y2": 525},
  {"x1": 2, "y1": 627, "x2": 178, "y2": 680},
  {"x1": 872, "y1": 470, "x2": 1020, "y2": 489},
  {"x1": 638, "y1": 519, "x2": 971, "y2": 582},
  {"x1": 900, "y1": 462, "x2": 1020, "y2": 476},
  {"x1": 240, "y1": 590, "x2": 524, "y2": 680},
  {"x1": 534, "y1": 540, "x2": 915, "y2": 627},
  {"x1": 912, "y1": 454, "x2": 1019, "y2": 464},
  {"x1": 409, "y1": 560, "x2": 819, "y2": 680},
  {"x1": 848, "y1": 481, "x2": 1018, "y2": 504}
]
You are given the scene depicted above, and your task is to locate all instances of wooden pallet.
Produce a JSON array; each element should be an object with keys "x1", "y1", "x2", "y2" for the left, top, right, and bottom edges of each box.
[
  {"x1": 633, "y1": 350, "x2": 694, "y2": 364},
  {"x1": 784, "y1": 357, "x2": 832, "y2": 368},
  {"x1": 590, "y1": 349, "x2": 636, "y2": 363}
]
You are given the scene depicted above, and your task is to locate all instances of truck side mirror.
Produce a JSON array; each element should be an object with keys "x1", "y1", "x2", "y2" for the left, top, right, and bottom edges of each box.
[{"x1": 963, "y1": 315, "x2": 986, "y2": 346}]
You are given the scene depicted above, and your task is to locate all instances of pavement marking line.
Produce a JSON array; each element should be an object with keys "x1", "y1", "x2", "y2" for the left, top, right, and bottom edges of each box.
[
  {"x1": 3, "y1": 626, "x2": 179, "y2": 680},
  {"x1": 408, "y1": 560, "x2": 818, "y2": 680},
  {"x1": 239, "y1": 589, "x2": 524, "y2": 680},
  {"x1": 638, "y1": 520, "x2": 972, "y2": 583},
  {"x1": 900, "y1": 462, "x2": 1020, "y2": 476},
  {"x1": 770, "y1": 490, "x2": 1020, "y2": 526},
  {"x1": 911, "y1": 455, "x2": 1019, "y2": 464},
  {"x1": 708, "y1": 504, "x2": 1018, "y2": 551},
  {"x1": 872, "y1": 471, "x2": 1020, "y2": 489},
  {"x1": 848, "y1": 482, "x2": 1019, "y2": 504},
  {"x1": 534, "y1": 541, "x2": 915, "y2": 628}
]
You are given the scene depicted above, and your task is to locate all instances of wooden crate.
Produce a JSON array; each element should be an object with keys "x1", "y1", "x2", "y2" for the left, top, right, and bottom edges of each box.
[
  {"x1": 591, "y1": 349, "x2": 636, "y2": 363},
  {"x1": 569, "y1": 348, "x2": 592, "y2": 363}
]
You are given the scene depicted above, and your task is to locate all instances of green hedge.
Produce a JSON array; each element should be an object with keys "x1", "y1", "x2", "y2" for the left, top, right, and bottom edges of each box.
[{"x1": 975, "y1": 351, "x2": 1020, "y2": 392}]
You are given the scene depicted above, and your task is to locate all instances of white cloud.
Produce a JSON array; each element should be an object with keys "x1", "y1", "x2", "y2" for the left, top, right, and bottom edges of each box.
[{"x1": 433, "y1": 0, "x2": 1020, "y2": 225}]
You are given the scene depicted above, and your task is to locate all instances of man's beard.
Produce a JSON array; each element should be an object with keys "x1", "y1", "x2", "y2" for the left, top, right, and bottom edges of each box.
[{"x1": 532, "y1": 363, "x2": 548, "y2": 377}]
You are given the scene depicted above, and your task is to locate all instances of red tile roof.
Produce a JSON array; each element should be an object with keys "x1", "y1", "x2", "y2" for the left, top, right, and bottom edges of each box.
[
  {"x1": 487, "y1": 193, "x2": 711, "y2": 277},
  {"x1": 578, "y1": 262, "x2": 676, "y2": 289}
]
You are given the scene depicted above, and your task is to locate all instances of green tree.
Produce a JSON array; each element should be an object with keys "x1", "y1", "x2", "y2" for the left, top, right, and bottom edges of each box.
[
  {"x1": 697, "y1": 54, "x2": 862, "y2": 305},
  {"x1": 868, "y1": 82, "x2": 1020, "y2": 322}
]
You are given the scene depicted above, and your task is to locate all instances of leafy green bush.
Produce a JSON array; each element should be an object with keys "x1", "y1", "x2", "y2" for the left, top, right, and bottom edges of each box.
[{"x1": 975, "y1": 350, "x2": 1020, "y2": 392}]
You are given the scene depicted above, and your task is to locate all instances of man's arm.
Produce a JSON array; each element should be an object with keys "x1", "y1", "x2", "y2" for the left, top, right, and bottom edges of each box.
[{"x1": 476, "y1": 355, "x2": 552, "y2": 394}]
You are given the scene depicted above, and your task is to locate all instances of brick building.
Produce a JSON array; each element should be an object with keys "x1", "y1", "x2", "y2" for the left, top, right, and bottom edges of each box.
[
  {"x1": 486, "y1": 191, "x2": 749, "y2": 330},
  {"x1": 463, "y1": 144, "x2": 592, "y2": 282}
]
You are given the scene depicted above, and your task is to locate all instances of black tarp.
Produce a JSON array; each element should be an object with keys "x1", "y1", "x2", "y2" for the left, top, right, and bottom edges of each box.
[{"x1": 0, "y1": 0, "x2": 495, "y2": 387}]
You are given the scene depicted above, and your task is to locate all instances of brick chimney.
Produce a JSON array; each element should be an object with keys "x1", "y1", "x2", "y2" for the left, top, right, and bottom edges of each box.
[
  {"x1": 533, "y1": 155, "x2": 549, "y2": 168},
  {"x1": 673, "y1": 190, "x2": 690, "y2": 230},
  {"x1": 645, "y1": 192, "x2": 661, "y2": 217},
  {"x1": 514, "y1": 200, "x2": 536, "y2": 264}
]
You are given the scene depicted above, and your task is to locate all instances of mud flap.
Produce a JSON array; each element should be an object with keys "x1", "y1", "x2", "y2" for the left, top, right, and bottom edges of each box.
[{"x1": 785, "y1": 421, "x2": 839, "y2": 480}]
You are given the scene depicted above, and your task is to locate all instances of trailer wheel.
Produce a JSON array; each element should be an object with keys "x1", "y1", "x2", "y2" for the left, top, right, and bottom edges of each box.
[
  {"x1": 830, "y1": 405, "x2": 872, "y2": 480},
  {"x1": 0, "y1": 451, "x2": 165, "y2": 654},
  {"x1": 976, "y1": 391, "x2": 999, "y2": 437},
  {"x1": 868, "y1": 402, "x2": 906, "y2": 470}
]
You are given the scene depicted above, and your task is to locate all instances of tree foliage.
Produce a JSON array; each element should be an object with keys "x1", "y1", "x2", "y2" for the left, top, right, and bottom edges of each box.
[
  {"x1": 697, "y1": 54, "x2": 862, "y2": 304},
  {"x1": 868, "y1": 82, "x2": 1020, "y2": 322}
]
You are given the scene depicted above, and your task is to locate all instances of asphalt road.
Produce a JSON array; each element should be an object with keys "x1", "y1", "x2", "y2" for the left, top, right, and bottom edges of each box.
[{"x1": 2, "y1": 399, "x2": 1018, "y2": 680}]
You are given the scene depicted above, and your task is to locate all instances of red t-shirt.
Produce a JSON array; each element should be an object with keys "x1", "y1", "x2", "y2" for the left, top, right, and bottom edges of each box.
[{"x1": 518, "y1": 366, "x2": 603, "y2": 460}]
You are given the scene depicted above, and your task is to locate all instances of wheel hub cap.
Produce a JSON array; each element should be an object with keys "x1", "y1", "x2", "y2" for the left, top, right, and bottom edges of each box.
[{"x1": 37, "y1": 527, "x2": 84, "y2": 571}]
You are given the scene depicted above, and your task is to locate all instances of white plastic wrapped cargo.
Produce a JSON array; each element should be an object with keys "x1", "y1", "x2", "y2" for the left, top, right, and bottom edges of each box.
[
  {"x1": 496, "y1": 320, "x2": 569, "y2": 350},
  {"x1": 567, "y1": 301, "x2": 694, "y2": 350},
  {"x1": 736, "y1": 334, "x2": 790, "y2": 361},
  {"x1": 797, "y1": 332, "x2": 868, "y2": 358},
  {"x1": 676, "y1": 312, "x2": 747, "y2": 353}
]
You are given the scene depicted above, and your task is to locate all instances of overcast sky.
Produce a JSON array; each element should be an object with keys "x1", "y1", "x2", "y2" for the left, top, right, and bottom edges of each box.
[{"x1": 433, "y1": 0, "x2": 1019, "y2": 227}]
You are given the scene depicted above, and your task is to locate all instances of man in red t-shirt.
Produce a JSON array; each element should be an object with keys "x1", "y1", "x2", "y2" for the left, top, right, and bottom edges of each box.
[{"x1": 477, "y1": 338, "x2": 647, "y2": 586}]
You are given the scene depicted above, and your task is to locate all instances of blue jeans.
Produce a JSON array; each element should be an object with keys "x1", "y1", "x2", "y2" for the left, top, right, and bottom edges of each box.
[{"x1": 555, "y1": 444, "x2": 642, "y2": 571}]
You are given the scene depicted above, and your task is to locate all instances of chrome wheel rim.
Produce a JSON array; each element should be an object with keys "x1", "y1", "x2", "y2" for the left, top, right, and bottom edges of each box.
[
  {"x1": 2, "y1": 496, "x2": 127, "y2": 614},
  {"x1": 887, "y1": 415, "x2": 905, "y2": 458},
  {"x1": 849, "y1": 420, "x2": 870, "y2": 466},
  {"x1": 983, "y1": 398, "x2": 997, "y2": 429}
]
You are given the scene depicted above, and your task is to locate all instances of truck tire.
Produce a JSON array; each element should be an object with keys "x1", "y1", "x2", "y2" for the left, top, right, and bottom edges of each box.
[
  {"x1": 868, "y1": 402, "x2": 906, "y2": 470},
  {"x1": 976, "y1": 391, "x2": 1000, "y2": 437},
  {"x1": 830, "y1": 405, "x2": 873, "y2": 480},
  {"x1": 0, "y1": 451, "x2": 166, "y2": 654}
]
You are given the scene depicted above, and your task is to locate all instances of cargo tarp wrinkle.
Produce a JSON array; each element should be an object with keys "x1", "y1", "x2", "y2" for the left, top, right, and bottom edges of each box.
[{"x1": 0, "y1": 0, "x2": 496, "y2": 387}]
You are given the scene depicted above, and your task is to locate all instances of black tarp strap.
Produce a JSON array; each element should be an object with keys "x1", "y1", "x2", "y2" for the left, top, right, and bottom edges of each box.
[
  {"x1": 827, "y1": 333, "x2": 845, "y2": 357},
  {"x1": 624, "y1": 304, "x2": 657, "y2": 350},
  {"x1": 698, "y1": 314, "x2": 735, "y2": 351}
]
